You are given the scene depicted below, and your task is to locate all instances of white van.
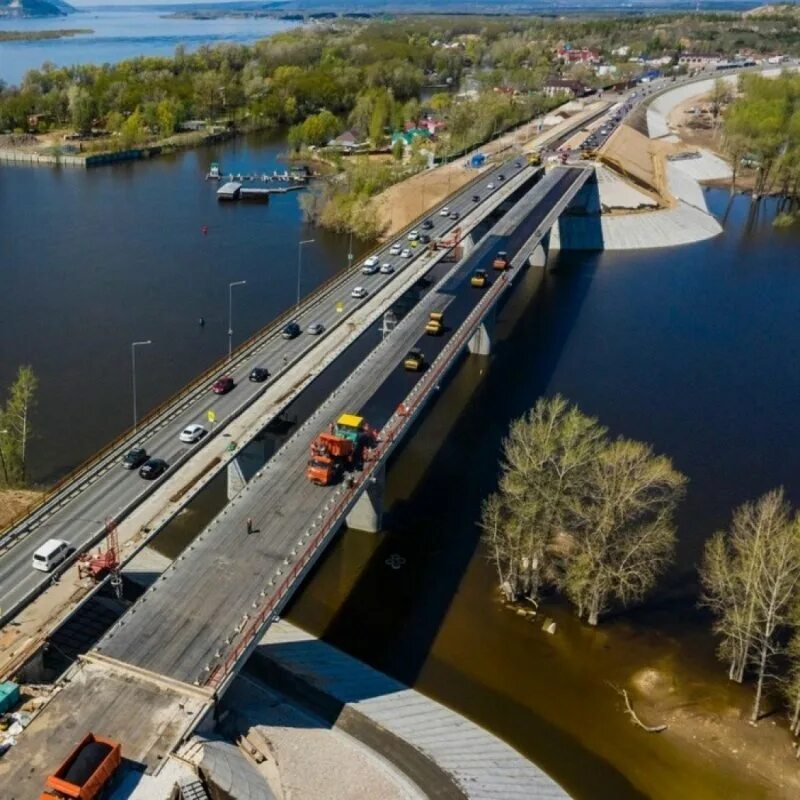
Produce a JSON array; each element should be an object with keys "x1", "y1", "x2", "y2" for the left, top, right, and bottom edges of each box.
[{"x1": 32, "y1": 538, "x2": 71, "y2": 572}]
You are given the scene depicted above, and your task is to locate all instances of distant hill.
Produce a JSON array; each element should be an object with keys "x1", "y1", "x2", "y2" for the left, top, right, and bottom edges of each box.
[
  {"x1": 744, "y1": 3, "x2": 800, "y2": 16},
  {"x1": 0, "y1": 0, "x2": 74, "y2": 17}
]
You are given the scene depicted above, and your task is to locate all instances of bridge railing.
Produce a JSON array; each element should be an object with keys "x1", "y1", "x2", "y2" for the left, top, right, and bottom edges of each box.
[{"x1": 0, "y1": 156, "x2": 511, "y2": 543}]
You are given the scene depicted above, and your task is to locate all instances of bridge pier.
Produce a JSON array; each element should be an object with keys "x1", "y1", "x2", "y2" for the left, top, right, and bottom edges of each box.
[
  {"x1": 345, "y1": 465, "x2": 386, "y2": 533},
  {"x1": 529, "y1": 229, "x2": 550, "y2": 269},
  {"x1": 467, "y1": 306, "x2": 496, "y2": 356},
  {"x1": 227, "y1": 434, "x2": 269, "y2": 500}
]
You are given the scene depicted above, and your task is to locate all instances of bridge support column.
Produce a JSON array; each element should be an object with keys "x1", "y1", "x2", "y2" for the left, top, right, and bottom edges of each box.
[
  {"x1": 467, "y1": 306, "x2": 496, "y2": 356},
  {"x1": 529, "y1": 228, "x2": 550, "y2": 270},
  {"x1": 227, "y1": 434, "x2": 269, "y2": 501},
  {"x1": 346, "y1": 465, "x2": 385, "y2": 533}
]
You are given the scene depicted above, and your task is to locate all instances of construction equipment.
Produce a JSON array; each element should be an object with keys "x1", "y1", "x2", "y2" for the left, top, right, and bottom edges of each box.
[
  {"x1": 527, "y1": 150, "x2": 542, "y2": 166},
  {"x1": 306, "y1": 414, "x2": 372, "y2": 486},
  {"x1": 40, "y1": 732, "x2": 121, "y2": 800},
  {"x1": 492, "y1": 251, "x2": 510, "y2": 271},
  {"x1": 434, "y1": 226, "x2": 461, "y2": 250},
  {"x1": 470, "y1": 269, "x2": 489, "y2": 288},
  {"x1": 78, "y1": 519, "x2": 120, "y2": 591},
  {"x1": 425, "y1": 311, "x2": 444, "y2": 335},
  {"x1": 581, "y1": 148, "x2": 598, "y2": 160},
  {"x1": 403, "y1": 349, "x2": 425, "y2": 371}
]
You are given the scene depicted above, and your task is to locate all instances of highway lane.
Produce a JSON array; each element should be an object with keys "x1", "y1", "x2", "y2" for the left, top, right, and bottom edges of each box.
[
  {"x1": 96, "y1": 168, "x2": 586, "y2": 684},
  {"x1": 0, "y1": 156, "x2": 534, "y2": 620}
]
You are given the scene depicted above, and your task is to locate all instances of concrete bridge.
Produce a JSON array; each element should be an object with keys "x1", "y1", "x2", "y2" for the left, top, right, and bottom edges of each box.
[{"x1": 0, "y1": 165, "x2": 591, "y2": 798}]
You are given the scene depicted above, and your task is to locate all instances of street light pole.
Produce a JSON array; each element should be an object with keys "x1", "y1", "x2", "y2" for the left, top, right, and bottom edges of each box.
[
  {"x1": 131, "y1": 340, "x2": 152, "y2": 433},
  {"x1": 297, "y1": 239, "x2": 314, "y2": 308},
  {"x1": 228, "y1": 280, "x2": 247, "y2": 360}
]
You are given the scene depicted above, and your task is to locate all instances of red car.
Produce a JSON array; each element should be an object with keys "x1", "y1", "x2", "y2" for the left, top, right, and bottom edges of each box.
[{"x1": 212, "y1": 376, "x2": 234, "y2": 394}]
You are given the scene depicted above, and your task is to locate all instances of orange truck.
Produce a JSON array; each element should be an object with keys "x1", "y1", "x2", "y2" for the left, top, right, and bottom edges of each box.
[
  {"x1": 40, "y1": 733, "x2": 121, "y2": 800},
  {"x1": 306, "y1": 414, "x2": 370, "y2": 486}
]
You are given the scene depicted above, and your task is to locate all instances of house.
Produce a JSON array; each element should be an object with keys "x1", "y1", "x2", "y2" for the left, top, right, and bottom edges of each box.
[
  {"x1": 27, "y1": 113, "x2": 49, "y2": 130},
  {"x1": 328, "y1": 130, "x2": 367, "y2": 152},
  {"x1": 391, "y1": 128, "x2": 432, "y2": 148},
  {"x1": 419, "y1": 117, "x2": 446, "y2": 135},
  {"x1": 596, "y1": 65, "x2": 618, "y2": 78},
  {"x1": 612, "y1": 45, "x2": 631, "y2": 57},
  {"x1": 542, "y1": 79, "x2": 589, "y2": 99},
  {"x1": 556, "y1": 45, "x2": 599, "y2": 64},
  {"x1": 678, "y1": 53, "x2": 724, "y2": 69}
]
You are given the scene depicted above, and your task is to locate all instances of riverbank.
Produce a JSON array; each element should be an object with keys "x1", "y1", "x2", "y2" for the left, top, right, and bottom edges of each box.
[{"x1": 0, "y1": 490, "x2": 42, "y2": 531}]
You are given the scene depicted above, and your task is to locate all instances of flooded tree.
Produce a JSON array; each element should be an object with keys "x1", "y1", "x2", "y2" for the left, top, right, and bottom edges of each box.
[
  {"x1": 481, "y1": 396, "x2": 685, "y2": 623},
  {"x1": 564, "y1": 439, "x2": 686, "y2": 626},
  {"x1": 480, "y1": 395, "x2": 606, "y2": 604},
  {"x1": 701, "y1": 490, "x2": 800, "y2": 722}
]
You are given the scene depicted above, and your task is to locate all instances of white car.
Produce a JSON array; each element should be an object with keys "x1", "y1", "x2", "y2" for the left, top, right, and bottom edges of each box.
[
  {"x1": 361, "y1": 262, "x2": 379, "y2": 275},
  {"x1": 362, "y1": 255, "x2": 379, "y2": 268},
  {"x1": 351, "y1": 286, "x2": 368, "y2": 299},
  {"x1": 180, "y1": 424, "x2": 207, "y2": 444},
  {"x1": 400, "y1": 248, "x2": 412, "y2": 258},
  {"x1": 389, "y1": 243, "x2": 402, "y2": 255},
  {"x1": 307, "y1": 322, "x2": 325, "y2": 335},
  {"x1": 439, "y1": 207, "x2": 450, "y2": 216},
  {"x1": 407, "y1": 230, "x2": 419, "y2": 241},
  {"x1": 380, "y1": 263, "x2": 394, "y2": 274},
  {"x1": 486, "y1": 182, "x2": 495, "y2": 190}
]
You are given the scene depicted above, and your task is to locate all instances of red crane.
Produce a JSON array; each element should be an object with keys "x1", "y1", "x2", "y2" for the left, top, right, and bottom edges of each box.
[{"x1": 78, "y1": 518, "x2": 121, "y2": 586}]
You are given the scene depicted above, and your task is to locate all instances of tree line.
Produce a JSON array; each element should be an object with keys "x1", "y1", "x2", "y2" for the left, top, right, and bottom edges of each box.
[{"x1": 483, "y1": 395, "x2": 800, "y2": 741}]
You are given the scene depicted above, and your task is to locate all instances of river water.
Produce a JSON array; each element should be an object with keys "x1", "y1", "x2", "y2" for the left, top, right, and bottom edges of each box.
[
  {"x1": 0, "y1": 9, "x2": 296, "y2": 86},
  {"x1": 4, "y1": 130, "x2": 800, "y2": 797}
]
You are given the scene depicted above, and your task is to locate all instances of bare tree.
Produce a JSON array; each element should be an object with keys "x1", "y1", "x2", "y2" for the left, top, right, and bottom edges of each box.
[
  {"x1": 784, "y1": 627, "x2": 800, "y2": 745},
  {"x1": 700, "y1": 490, "x2": 791, "y2": 684},
  {"x1": 3, "y1": 365, "x2": 38, "y2": 485},
  {"x1": 480, "y1": 395, "x2": 605, "y2": 604},
  {"x1": 563, "y1": 439, "x2": 686, "y2": 626}
]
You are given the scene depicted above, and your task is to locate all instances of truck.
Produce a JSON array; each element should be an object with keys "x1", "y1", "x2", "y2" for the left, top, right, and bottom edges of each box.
[
  {"x1": 403, "y1": 349, "x2": 425, "y2": 371},
  {"x1": 425, "y1": 311, "x2": 444, "y2": 335},
  {"x1": 306, "y1": 414, "x2": 369, "y2": 486},
  {"x1": 527, "y1": 150, "x2": 542, "y2": 166},
  {"x1": 492, "y1": 251, "x2": 509, "y2": 271},
  {"x1": 40, "y1": 733, "x2": 121, "y2": 800}
]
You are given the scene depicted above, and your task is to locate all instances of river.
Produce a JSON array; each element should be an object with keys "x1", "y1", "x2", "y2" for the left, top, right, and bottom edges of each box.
[
  {"x1": 3, "y1": 130, "x2": 800, "y2": 797},
  {"x1": 0, "y1": 9, "x2": 296, "y2": 86}
]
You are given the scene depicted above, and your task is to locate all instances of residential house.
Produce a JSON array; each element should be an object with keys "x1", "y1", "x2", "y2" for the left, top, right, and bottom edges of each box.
[
  {"x1": 678, "y1": 53, "x2": 724, "y2": 69},
  {"x1": 542, "y1": 79, "x2": 589, "y2": 99},
  {"x1": 556, "y1": 45, "x2": 599, "y2": 64},
  {"x1": 328, "y1": 130, "x2": 367, "y2": 152},
  {"x1": 391, "y1": 128, "x2": 432, "y2": 148}
]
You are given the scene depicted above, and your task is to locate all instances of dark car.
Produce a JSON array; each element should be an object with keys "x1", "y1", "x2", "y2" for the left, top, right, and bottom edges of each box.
[
  {"x1": 122, "y1": 447, "x2": 148, "y2": 470},
  {"x1": 449, "y1": 211, "x2": 460, "y2": 220},
  {"x1": 471, "y1": 194, "x2": 480, "y2": 202},
  {"x1": 419, "y1": 233, "x2": 431, "y2": 244},
  {"x1": 212, "y1": 376, "x2": 234, "y2": 395},
  {"x1": 514, "y1": 160, "x2": 522, "y2": 168},
  {"x1": 282, "y1": 321, "x2": 301, "y2": 340},
  {"x1": 139, "y1": 458, "x2": 168, "y2": 480},
  {"x1": 498, "y1": 173, "x2": 505, "y2": 181},
  {"x1": 422, "y1": 218, "x2": 434, "y2": 230},
  {"x1": 249, "y1": 367, "x2": 269, "y2": 383}
]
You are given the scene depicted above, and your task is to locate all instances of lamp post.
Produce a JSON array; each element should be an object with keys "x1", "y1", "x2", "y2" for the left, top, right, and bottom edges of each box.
[
  {"x1": 228, "y1": 280, "x2": 247, "y2": 360},
  {"x1": 131, "y1": 340, "x2": 152, "y2": 433},
  {"x1": 297, "y1": 239, "x2": 314, "y2": 308}
]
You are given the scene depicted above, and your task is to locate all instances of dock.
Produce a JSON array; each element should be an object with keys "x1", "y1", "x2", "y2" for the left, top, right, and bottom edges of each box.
[
  {"x1": 217, "y1": 181, "x2": 242, "y2": 201},
  {"x1": 217, "y1": 182, "x2": 305, "y2": 202}
]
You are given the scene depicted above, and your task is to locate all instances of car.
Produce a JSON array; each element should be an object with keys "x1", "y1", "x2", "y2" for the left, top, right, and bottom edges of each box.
[
  {"x1": 422, "y1": 218, "x2": 434, "y2": 230},
  {"x1": 449, "y1": 211, "x2": 460, "y2": 221},
  {"x1": 139, "y1": 458, "x2": 168, "y2": 480},
  {"x1": 514, "y1": 161, "x2": 522, "y2": 168},
  {"x1": 307, "y1": 322, "x2": 325, "y2": 335},
  {"x1": 351, "y1": 286, "x2": 368, "y2": 299},
  {"x1": 498, "y1": 173, "x2": 505, "y2": 181},
  {"x1": 180, "y1": 424, "x2": 207, "y2": 444},
  {"x1": 400, "y1": 248, "x2": 412, "y2": 258},
  {"x1": 389, "y1": 243, "x2": 402, "y2": 255},
  {"x1": 212, "y1": 376, "x2": 234, "y2": 395},
  {"x1": 380, "y1": 263, "x2": 394, "y2": 274},
  {"x1": 486, "y1": 182, "x2": 495, "y2": 190},
  {"x1": 249, "y1": 367, "x2": 269, "y2": 382},
  {"x1": 282, "y1": 321, "x2": 301, "y2": 339},
  {"x1": 420, "y1": 234, "x2": 431, "y2": 244},
  {"x1": 439, "y1": 207, "x2": 450, "y2": 217},
  {"x1": 471, "y1": 194, "x2": 480, "y2": 202},
  {"x1": 363, "y1": 255, "x2": 380, "y2": 268},
  {"x1": 403, "y1": 349, "x2": 425, "y2": 372},
  {"x1": 361, "y1": 262, "x2": 379, "y2": 275},
  {"x1": 407, "y1": 230, "x2": 419, "y2": 241},
  {"x1": 122, "y1": 447, "x2": 148, "y2": 470},
  {"x1": 470, "y1": 269, "x2": 489, "y2": 288}
]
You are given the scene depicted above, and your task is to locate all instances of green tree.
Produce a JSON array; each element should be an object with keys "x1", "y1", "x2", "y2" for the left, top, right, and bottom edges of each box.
[
  {"x1": 67, "y1": 85, "x2": 94, "y2": 133},
  {"x1": 1, "y1": 366, "x2": 38, "y2": 486}
]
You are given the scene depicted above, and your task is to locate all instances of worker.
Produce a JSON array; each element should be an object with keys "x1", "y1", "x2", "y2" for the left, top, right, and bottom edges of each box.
[{"x1": 246, "y1": 517, "x2": 253, "y2": 535}]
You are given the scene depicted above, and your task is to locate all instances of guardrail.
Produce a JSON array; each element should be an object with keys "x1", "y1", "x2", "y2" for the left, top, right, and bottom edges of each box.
[{"x1": 0, "y1": 154, "x2": 513, "y2": 546}]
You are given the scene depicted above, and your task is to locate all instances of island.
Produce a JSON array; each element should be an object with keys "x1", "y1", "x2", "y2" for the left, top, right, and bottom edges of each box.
[{"x1": 0, "y1": 28, "x2": 90, "y2": 40}]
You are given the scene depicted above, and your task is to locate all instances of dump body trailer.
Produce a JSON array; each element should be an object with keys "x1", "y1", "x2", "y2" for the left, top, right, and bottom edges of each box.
[
  {"x1": 307, "y1": 430, "x2": 358, "y2": 486},
  {"x1": 41, "y1": 733, "x2": 121, "y2": 800}
]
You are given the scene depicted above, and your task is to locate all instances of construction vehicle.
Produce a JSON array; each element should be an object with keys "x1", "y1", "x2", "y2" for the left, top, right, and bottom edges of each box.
[
  {"x1": 492, "y1": 251, "x2": 510, "y2": 271},
  {"x1": 470, "y1": 269, "x2": 489, "y2": 288},
  {"x1": 403, "y1": 349, "x2": 425, "y2": 371},
  {"x1": 581, "y1": 148, "x2": 598, "y2": 160},
  {"x1": 527, "y1": 150, "x2": 542, "y2": 166},
  {"x1": 425, "y1": 311, "x2": 444, "y2": 335},
  {"x1": 40, "y1": 733, "x2": 121, "y2": 800},
  {"x1": 306, "y1": 414, "x2": 370, "y2": 486}
]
